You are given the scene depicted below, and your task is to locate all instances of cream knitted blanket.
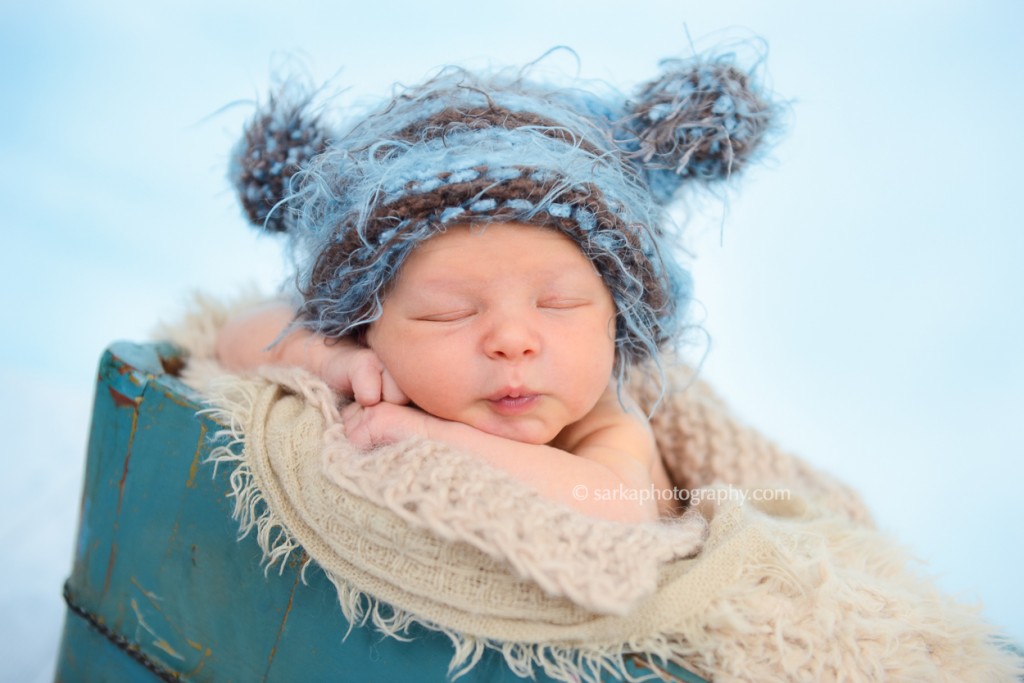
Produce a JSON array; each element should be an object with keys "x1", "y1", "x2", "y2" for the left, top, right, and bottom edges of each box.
[{"x1": 163, "y1": 294, "x2": 1023, "y2": 683}]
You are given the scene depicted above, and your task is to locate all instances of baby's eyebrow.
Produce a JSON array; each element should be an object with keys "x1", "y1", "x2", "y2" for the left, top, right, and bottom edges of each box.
[
  {"x1": 417, "y1": 269, "x2": 593, "y2": 293},
  {"x1": 402, "y1": 277, "x2": 474, "y2": 294},
  {"x1": 394, "y1": 281, "x2": 476, "y2": 310}
]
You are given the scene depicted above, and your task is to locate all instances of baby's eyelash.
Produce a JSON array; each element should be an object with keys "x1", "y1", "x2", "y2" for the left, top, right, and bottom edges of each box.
[
  {"x1": 414, "y1": 309, "x2": 475, "y2": 322},
  {"x1": 537, "y1": 298, "x2": 589, "y2": 310}
]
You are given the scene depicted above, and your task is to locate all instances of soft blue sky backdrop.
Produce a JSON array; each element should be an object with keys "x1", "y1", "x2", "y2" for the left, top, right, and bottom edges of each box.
[{"x1": 2, "y1": 1, "x2": 1021, "y2": 680}]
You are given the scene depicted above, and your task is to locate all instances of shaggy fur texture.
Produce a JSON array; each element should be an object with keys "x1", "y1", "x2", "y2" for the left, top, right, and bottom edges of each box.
[
  {"x1": 228, "y1": 49, "x2": 780, "y2": 380},
  {"x1": 159, "y1": 294, "x2": 1023, "y2": 683}
]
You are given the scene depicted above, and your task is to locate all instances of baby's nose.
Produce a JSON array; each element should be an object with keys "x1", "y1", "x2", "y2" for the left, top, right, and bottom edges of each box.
[{"x1": 482, "y1": 315, "x2": 540, "y2": 361}]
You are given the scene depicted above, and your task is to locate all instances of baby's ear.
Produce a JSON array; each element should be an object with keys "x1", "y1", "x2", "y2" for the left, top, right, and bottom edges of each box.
[
  {"x1": 228, "y1": 86, "x2": 332, "y2": 234},
  {"x1": 625, "y1": 53, "x2": 780, "y2": 204}
]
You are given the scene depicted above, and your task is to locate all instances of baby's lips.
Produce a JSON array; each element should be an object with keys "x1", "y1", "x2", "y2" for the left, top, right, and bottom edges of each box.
[
  {"x1": 487, "y1": 393, "x2": 541, "y2": 416},
  {"x1": 486, "y1": 385, "x2": 533, "y2": 401}
]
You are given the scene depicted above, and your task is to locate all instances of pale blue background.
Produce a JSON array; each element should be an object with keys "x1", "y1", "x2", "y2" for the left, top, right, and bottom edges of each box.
[{"x1": 2, "y1": 1, "x2": 1021, "y2": 680}]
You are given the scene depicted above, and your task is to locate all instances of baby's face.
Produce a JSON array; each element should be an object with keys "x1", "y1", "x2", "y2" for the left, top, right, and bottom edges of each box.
[{"x1": 366, "y1": 222, "x2": 617, "y2": 445}]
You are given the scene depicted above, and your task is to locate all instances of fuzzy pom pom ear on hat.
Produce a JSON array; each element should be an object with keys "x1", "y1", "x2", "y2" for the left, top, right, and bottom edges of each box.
[
  {"x1": 228, "y1": 47, "x2": 780, "y2": 372},
  {"x1": 229, "y1": 90, "x2": 331, "y2": 234},
  {"x1": 625, "y1": 53, "x2": 778, "y2": 204}
]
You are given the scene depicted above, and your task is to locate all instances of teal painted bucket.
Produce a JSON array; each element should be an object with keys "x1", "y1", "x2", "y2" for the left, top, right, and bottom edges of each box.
[{"x1": 54, "y1": 342, "x2": 705, "y2": 682}]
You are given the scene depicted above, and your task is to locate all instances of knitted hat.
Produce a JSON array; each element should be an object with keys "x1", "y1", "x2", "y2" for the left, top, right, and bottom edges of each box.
[{"x1": 230, "y1": 51, "x2": 779, "y2": 373}]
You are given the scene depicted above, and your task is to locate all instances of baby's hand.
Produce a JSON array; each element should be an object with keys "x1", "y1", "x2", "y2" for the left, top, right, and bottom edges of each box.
[
  {"x1": 216, "y1": 303, "x2": 408, "y2": 407},
  {"x1": 320, "y1": 344, "x2": 407, "y2": 407},
  {"x1": 342, "y1": 401, "x2": 431, "y2": 448}
]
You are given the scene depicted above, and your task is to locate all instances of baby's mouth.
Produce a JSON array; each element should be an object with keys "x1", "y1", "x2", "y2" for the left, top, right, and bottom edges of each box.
[{"x1": 487, "y1": 390, "x2": 540, "y2": 415}]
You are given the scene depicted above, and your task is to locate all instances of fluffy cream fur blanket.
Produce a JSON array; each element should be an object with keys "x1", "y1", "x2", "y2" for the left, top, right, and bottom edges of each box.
[{"x1": 161, "y1": 293, "x2": 1023, "y2": 683}]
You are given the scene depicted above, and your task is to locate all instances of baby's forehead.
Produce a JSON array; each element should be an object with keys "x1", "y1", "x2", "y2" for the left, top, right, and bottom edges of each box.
[
  {"x1": 395, "y1": 222, "x2": 606, "y2": 287},
  {"x1": 410, "y1": 222, "x2": 593, "y2": 264}
]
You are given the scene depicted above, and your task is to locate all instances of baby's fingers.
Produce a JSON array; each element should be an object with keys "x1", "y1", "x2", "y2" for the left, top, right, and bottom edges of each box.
[
  {"x1": 350, "y1": 352, "x2": 387, "y2": 406},
  {"x1": 380, "y1": 368, "x2": 409, "y2": 405},
  {"x1": 341, "y1": 402, "x2": 374, "y2": 448},
  {"x1": 341, "y1": 401, "x2": 425, "y2": 449}
]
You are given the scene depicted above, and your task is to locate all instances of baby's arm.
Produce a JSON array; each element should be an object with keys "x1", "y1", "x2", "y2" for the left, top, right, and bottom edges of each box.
[
  {"x1": 216, "y1": 303, "x2": 407, "y2": 406},
  {"x1": 342, "y1": 387, "x2": 666, "y2": 522}
]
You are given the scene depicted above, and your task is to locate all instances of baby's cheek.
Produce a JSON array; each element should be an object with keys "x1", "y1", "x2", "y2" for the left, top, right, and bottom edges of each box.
[
  {"x1": 410, "y1": 393, "x2": 463, "y2": 424},
  {"x1": 401, "y1": 366, "x2": 470, "y2": 420}
]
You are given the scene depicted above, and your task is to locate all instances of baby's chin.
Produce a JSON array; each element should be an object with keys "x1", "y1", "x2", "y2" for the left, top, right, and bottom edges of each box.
[
  {"x1": 463, "y1": 417, "x2": 564, "y2": 446},
  {"x1": 416, "y1": 401, "x2": 568, "y2": 446}
]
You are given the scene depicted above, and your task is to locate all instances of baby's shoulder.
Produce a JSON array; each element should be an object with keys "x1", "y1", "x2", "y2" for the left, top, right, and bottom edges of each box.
[{"x1": 553, "y1": 384, "x2": 656, "y2": 459}]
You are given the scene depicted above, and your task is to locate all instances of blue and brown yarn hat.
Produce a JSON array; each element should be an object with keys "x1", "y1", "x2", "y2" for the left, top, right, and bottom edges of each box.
[{"x1": 230, "y1": 50, "x2": 779, "y2": 375}]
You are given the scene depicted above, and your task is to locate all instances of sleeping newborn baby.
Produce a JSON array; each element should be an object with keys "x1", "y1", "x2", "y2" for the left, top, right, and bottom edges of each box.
[{"x1": 217, "y1": 56, "x2": 777, "y2": 522}]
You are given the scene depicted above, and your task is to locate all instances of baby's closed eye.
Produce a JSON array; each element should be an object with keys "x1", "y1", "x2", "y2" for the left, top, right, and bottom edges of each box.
[
  {"x1": 413, "y1": 308, "x2": 477, "y2": 323},
  {"x1": 536, "y1": 296, "x2": 591, "y2": 310}
]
